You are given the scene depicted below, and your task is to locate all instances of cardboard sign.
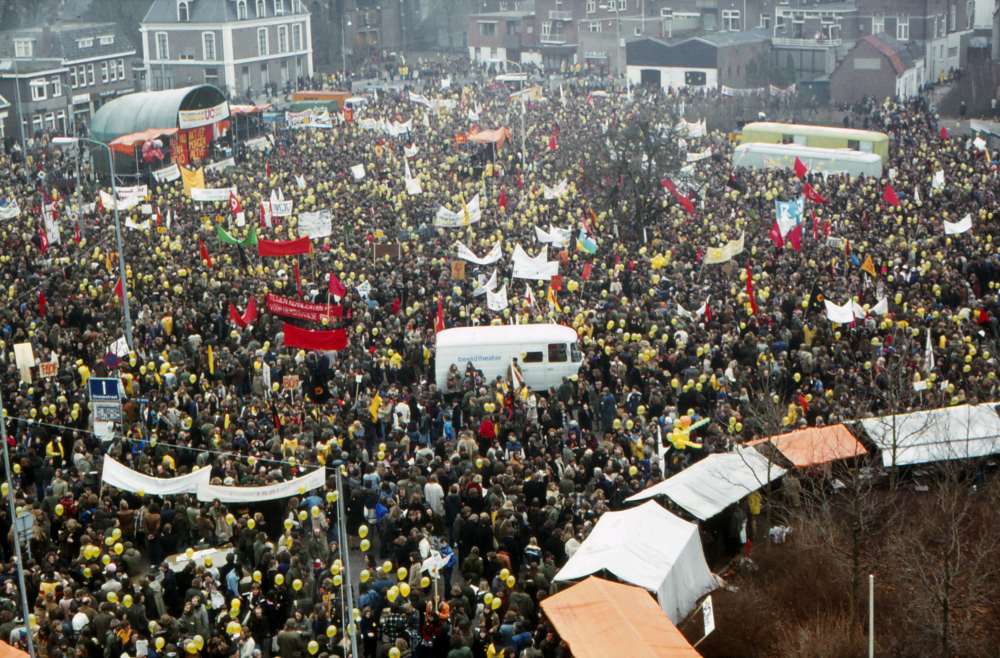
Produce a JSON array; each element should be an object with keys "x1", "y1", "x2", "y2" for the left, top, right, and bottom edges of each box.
[
  {"x1": 38, "y1": 361, "x2": 58, "y2": 378},
  {"x1": 283, "y1": 376, "x2": 300, "y2": 391}
]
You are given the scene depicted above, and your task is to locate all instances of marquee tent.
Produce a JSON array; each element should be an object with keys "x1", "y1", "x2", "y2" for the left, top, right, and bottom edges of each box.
[
  {"x1": 540, "y1": 577, "x2": 702, "y2": 658},
  {"x1": 751, "y1": 424, "x2": 866, "y2": 468},
  {"x1": 627, "y1": 448, "x2": 786, "y2": 520},
  {"x1": 858, "y1": 403, "x2": 1000, "y2": 468},
  {"x1": 554, "y1": 501, "x2": 716, "y2": 622}
]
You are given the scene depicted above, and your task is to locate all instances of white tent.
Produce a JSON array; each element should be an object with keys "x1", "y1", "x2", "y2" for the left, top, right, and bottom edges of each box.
[
  {"x1": 554, "y1": 501, "x2": 716, "y2": 622},
  {"x1": 858, "y1": 403, "x2": 1000, "y2": 468},
  {"x1": 627, "y1": 448, "x2": 786, "y2": 520}
]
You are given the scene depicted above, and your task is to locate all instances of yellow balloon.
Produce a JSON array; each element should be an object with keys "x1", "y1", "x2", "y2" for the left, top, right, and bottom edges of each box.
[
  {"x1": 308, "y1": 641, "x2": 319, "y2": 655},
  {"x1": 107, "y1": 592, "x2": 117, "y2": 603},
  {"x1": 389, "y1": 649, "x2": 400, "y2": 658},
  {"x1": 383, "y1": 561, "x2": 393, "y2": 574},
  {"x1": 253, "y1": 571, "x2": 262, "y2": 582},
  {"x1": 275, "y1": 574, "x2": 284, "y2": 585},
  {"x1": 506, "y1": 575, "x2": 516, "y2": 588},
  {"x1": 491, "y1": 597, "x2": 502, "y2": 610},
  {"x1": 293, "y1": 579, "x2": 303, "y2": 591},
  {"x1": 114, "y1": 543, "x2": 124, "y2": 555},
  {"x1": 359, "y1": 525, "x2": 369, "y2": 538},
  {"x1": 420, "y1": 577, "x2": 430, "y2": 588},
  {"x1": 360, "y1": 570, "x2": 371, "y2": 583},
  {"x1": 399, "y1": 582, "x2": 410, "y2": 598},
  {"x1": 326, "y1": 626, "x2": 337, "y2": 638},
  {"x1": 499, "y1": 568, "x2": 510, "y2": 581},
  {"x1": 155, "y1": 638, "x2": 166, "y2": 650},
  {"x1": 360, "y1": 539, "x2": 371, "y2": 552},
  {"x1": 231, "y1": 598, "x2": 241, "y2": 609},
  {"x1": 397, "y1": 567, "x2": 408, "y2": 581},
  {"x1": 112, "y1": 528, "x2": 122, "y2": 540},
  {"x1": 123, "y1": 595, "x2": 133, "y2": 608},
  {"x1": 55, "y1": 504, "x2": 64, "y2": 516}
]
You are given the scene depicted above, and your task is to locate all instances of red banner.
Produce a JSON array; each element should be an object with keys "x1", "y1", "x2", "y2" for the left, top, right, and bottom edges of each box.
[
  {"x1": 282, "y1": 323, "x2": 348, "y2": 352},
  {"x1": 267, "y1": 293, "x2": 343, "y2": 323},
  {"x1": 174, "y1": 126, "x2": 211, "y2": 167},
  {"x1": 258, "y1": 237, "x2": 313, "y2": 257}
]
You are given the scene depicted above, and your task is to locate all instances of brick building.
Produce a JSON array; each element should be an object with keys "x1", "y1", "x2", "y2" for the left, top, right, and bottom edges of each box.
[{"x1": 830, "y1": 31, "x2": 923, "y2": 102}]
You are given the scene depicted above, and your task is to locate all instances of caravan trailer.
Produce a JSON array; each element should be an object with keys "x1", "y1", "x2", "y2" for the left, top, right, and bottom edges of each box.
[{"x1": 436, "y1": 325, "x2": 582, "y2": 392}]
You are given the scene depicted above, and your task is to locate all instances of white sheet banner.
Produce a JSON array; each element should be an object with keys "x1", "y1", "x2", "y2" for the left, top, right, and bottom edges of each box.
[
  {"x1": 435, "y1": 195, "x2": 481, "y2": 227},
  {"x1": 271, "y1": 200, "x2": 294, "y2": 217},
  {"x1": 298, "y1": 209, "x2": 333, "y2": 238},
  {"x1": 125, "y1": 217, "x2": 151, "y2": 231},
  {"x1": 404, "y1": 145, "x2": 419, "y2": 158},
  {"x1": 686, "y1": 147, "x2": 713, "y2": 163},
  {"x1": 351, "y1": 164, "x2": 366, "y2": 180},
  {"x1": 456, "y1": 241, "x2": 502, "y2": 265},
  {"x1": 487, "y1": 284, "x2": 508, "y2": 311},
  {"x1": 196, "y1": 467, "x2": 326, "y2": 503},
  {"x1": 178, "y1": 101, "x2": 230, "y2": 129},
  {"x1": 406, "y1": 178, "x2": 423, "y2": 195},
  {"x1": 944, "y1": 214, "x2": 972, "y2": 235},
  {"x1": 102, "y1": 455, "x2": 213, "y2": 495},
  {"x1": 152, "y1": 164, "x2": 181, "y2": 182},
  {"x1": 0, "y1": 201, "x2": 20, "y2": 220},
  {"x1": 100, "y1": 190, "x2": 141, "y2": 211},
  {"x1": 204, "y1": 157, "x2": 235, "y2": 174},
  {"x1": 824, "y1": 299, "x2": 857, "y2": 324},
  {"x1": 543, "y1": 181, "x2": 569, "y2": 200},
  {"x1": 190, "y1": 187, "x2": 237, "y2": 202},
  {"x1": 117, "y1": 185, "x2": 148, "y2": 200},
  {"x1": 512, "y1": 245, "x2": 560, "y2": 280},
  {"x1": 408, "y1": 92, "x2": 433, "y2": 108}
]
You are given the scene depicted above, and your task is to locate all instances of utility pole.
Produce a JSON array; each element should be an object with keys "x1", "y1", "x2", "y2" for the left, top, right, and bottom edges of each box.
[{"x1": 334, "y1": 465, "x2": 359, "y2": 658}]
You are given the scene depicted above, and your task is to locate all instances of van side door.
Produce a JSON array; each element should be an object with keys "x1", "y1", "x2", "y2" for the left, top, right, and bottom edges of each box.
[{"x1": 547, "y1": 343, "x2": 568, "y2": 389}]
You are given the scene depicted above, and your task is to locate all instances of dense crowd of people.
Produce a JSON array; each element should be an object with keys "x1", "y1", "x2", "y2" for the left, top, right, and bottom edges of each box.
[{"x1": 0, "y1": 71, "x2": 994, "y2": 658}]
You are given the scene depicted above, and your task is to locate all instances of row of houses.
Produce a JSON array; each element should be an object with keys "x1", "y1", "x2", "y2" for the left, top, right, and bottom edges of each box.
[{"x1": 468, "y1": 0, "x2": 981, "y2": 101}]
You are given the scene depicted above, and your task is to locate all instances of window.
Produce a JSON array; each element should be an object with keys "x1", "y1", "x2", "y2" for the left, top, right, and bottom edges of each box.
[
  {"x1": 51, "y1": 76, "x2": 61, "y2": 96},
  {"x1": 618, "y1": 0, "x2": 626, "y2": 10},
  {"x1": 938, "y1": 14, "x2": 945, "y2": 37},
  {"x1": 87, "y1": 63, "x2": 95, "y2": 85},
  {"x1": 205, "y1": 67, "x2": 219, "y2": 87},
  {"x1": 293, "y1": 24, "x2": 302, "y2": 50},
  {"x1": 44, "y1": 113, "x2": 55, "y2": 130},
  {"x1": 256, "y1": 0, "x2": 265, "y2": 17},
  {"x1": 14, "y1": 39, "x2": 32, "y2": 58},
  {"x1": 722, "y1": 9, "x2": 740, "y2": 30},
  {"x1": 118, "y1": 59, "x2": 124, "y2": 79},
  {"x1": 759, "y1": 13, "x2": 771, "y2": 28},
  {"x1": 478, "y1": 22, "x2": 497, "y2": 36},
  {"x1": 70, "y1": 67, "x2": 77, "y2": 88},
  {"x1": 275, "y1": 0, "x2": 285, "y2": 15},
  {"x1": 948, "y1": 46, "x2": 958, "y2": 57},
  {"x1": 968, "y1": 1, "x2": 974, "y2": 29},
  {"x1": 949, "y1": 5, "x2": 956, "y2": 31},
  {"x1": 872, "y1": 15, "x2": 883, "y2": 34},
  {"x1": 78, "y1": 65, "x2": 86, "y2": 86},
  {"x1": 110, "y1": 60, "x2": 117, "y2": 81},
  {"x1": 78, "y1": 38, "x2": 93, "y2": 48},
  {"x1": 522, "y1": 351, "x2": 543, "y2": 363},
  {"x1": 589, "y1": 21, "x2": 602, "y2": 31},
  {"x1": 897, "y1": 16, "x2": 908, "y2": 40},
  {"x1": 100, "y1": 35, "x2": 115, "y2": 45},
  {"x1": 237, "y1": 0, "x2": 248, "y2": 19},
  {"x1": 499, "y1": 1, "x2": 508, "y2": 10},
  {"x1": 526, "y1": 24, "x2": 533, "y2": 33},
  {"x1": 178, "y1": 1, "x2": 189, "y2": 21},
  {"x1": 661, "y1": 7, "x2": 672, "y2": 17},
  {"x1": 258, "y1": 28, "x2": 269, "y2": 55},
  {"x1": 204, "y1": 33, "x2": 216, "y2": 60},
  {"x1": 490, "y1": 47, "x2": 499, "y2": 59},
  {"x1": 32, "y1": 116, "x2": 42, "y2": 133},
  {"x1": 260, "y1": 62, "x2": 269, "y2": 89},
  {"x1": 685, "y1": 70, "x2": 706, "y2": 85},
  {"x1": 587, "y1": 0, "x2": 595, "y2": 12},
  {"x1": 102, "y1": 62, "x2": 109, "y2": 83},
  {"x1": 634, "y1": 26, "x2": 642, "y2": 35},
  {"x1": 542, "y1": 21, "x2": 551, "y2": 35},
  {"x1": 30, "y1": 79, "x2": 47, "y2": 101},
  {"x1": 278, "y1": 25, "x2": 288, "y2": 52},
  {"x1": 547, "y1": 344, "x2": 567, "y2": 363},
  {"x1": 156, "y1": 32, "x2": 169, "y2": 59}
]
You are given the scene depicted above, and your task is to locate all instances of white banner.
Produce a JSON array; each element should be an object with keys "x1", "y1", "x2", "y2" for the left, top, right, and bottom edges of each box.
[
  {"x1": 0, "y1": 201, "x2": 21, "y2": 220},
  {"x1": 196, "y1": 466, "x2": 326, "y2": 503},
  {"x1": 435, "y1": 194, "x2": 481, "y2": 227},
  {"x1": 152, "y1": 164, "x2": 181, "y2": 182},
  {"x1": 351, "y1": 164, "x2": 366, "y2": 180},
  {"x1": 944, "y1": 214, "x2": 972, "y2": 235},
  {"x1": 405, "y1": 178, "x2": 423, "y2": 195},
  {"x1": 117, "y1": 185, "x2": 148, "y2": 200},
  {"x1": 245, "y1": 136, "x2": 270, "y2": 151},
  {"x1": 703, "y1": 232, "x2": 745, "y2": 265},
  {"x1": 512, "y1": 245, "x2": 560, "y2": 280},
  {"x1": 535, "y1": 225, "x2": 571, "y2": 247},
  {"x1": 487, "y1": 284, "x2": 508, "y2": 311},
  {"x1": 43, "y1": 204, "x2": 61, "y2": 245},
  {"x1": 190, "y1": 187, "x2": 237, "y2": 202},
  {"x1": 456, "y1": 241, "x2": 502, "y2": 265},
  {"x1": 271, "y1": 200, "x2": 294, "y2": 217},
  {"x1": 204, "y1": 157, "x2": 235, "y2": 174},
  {"x1": 102, "y1": 455, "x2": 213, "y2": 495},
  {"x1": 474, "y1": 270, "x2": 498, "y2": 297},
  {"x1": 125, "y1": 217, "x2": 151, "y2": 231},
  {"x1": 543, "y1": 181, "x2": 569, "y2": 200},
  {"x1": 100, "y1": 190, "x2": 141, "y2": 211},
  {"x1": 298, "y1": 209, "x2": 333, "y2": 238},
  {"x1": 408, "y1": 92, "x2": 433, "y2": 108},
  {"x1": 178, "y1": 101, "x2": 230, "y2": 129},
  {"x1": 404, "y1": 145, "x2": 419, "y2": 158},
  {"x1": 686, "y1": 147, "x2": 713, "y2": 163},
  {"x1": 824, "y1": 299, "x2": 856, "y2": 324}
]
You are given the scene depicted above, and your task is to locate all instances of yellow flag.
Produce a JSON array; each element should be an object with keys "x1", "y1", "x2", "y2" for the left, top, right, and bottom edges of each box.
[
  {"x1": 224, "y1": 413, "x2": 230, "y2": 429},
  {"x1": 180, "y1": 166, "x2": 205, "y2": 196},
  {"x1": 547, "y1": 285, "x2": 561, "y2": 313},
  {"x1": 461, "y1": 194, "x2": 470, "y2": 226},
  {"x1": 860, "y1": 254, "x2": 877, "y2": 278},
  {"x1": 208, "y1": 345, "x2": 214, "y2": 375},
  {"x1": 369, "y1": 391, "x2": 382, "y2": 423}
]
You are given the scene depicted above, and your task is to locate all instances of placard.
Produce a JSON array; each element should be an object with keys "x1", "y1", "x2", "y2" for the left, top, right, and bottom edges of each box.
[
  {"x1": 38, "y1": 361, "x2": 58, "y2": 378},
  {"x1": 282, "y1": 375, "x2": 300, "y2": 391}
]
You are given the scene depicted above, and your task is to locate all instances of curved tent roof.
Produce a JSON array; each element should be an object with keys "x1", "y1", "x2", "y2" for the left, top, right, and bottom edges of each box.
[{"x1": 91, "y1": 85, "x2": 228, "y2": 144}]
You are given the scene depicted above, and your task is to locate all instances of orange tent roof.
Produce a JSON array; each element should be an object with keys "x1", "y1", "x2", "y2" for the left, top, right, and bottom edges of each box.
[
  {"x1": 540, "y1": 577, "x2": 701, "y2": 658},
  {"x1": 754, "y1": 424, "x2": 865, "y2": 468},
  {"x1": 468, "y1": 127, "x2": 511, "y2": 149},
  {"x1": 0, "y1": 641, "x2": 30, "y2": 658},
  {"x1": 231, "y1": 103, "x2": 272, "y2": 115},
  {"x1": 108, "y1": 127, "x2": 179, "y2": 155}
]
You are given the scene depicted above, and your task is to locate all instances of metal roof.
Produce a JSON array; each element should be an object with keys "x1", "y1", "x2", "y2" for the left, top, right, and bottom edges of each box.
[
  {"x1": 91, "y1": 84, "x2": 228, "y2": 144},
  {"x1": 143, "y1": 0, "x2": 310, "y2": 24},
  {"x1": 436, "y1": 324, "x2": 578, "y2": 348},
  {"x1": 862, "y1": 32, "x2": 917, "y2": 74},
  {"x1": 699, "y1": 28, "x2": 772, "y2": 46},
  {"x1": 0, "y1": 23, "x2": 134, "y2": 63}
]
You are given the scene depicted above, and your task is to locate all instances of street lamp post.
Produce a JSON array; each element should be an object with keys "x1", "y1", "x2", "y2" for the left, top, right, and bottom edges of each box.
[
  {"x1": 492, "y1": 59, "x2": 527, "y2": 172},
  {"x1": 333, "y1": 464, "x2": 359, "y2": 658},
  {"x1": 52, "y1": 80, "x2": 83, "y2": 240},
  {"x1": 598, "y1": 3, "x2": 626, "y2": 90},
  {"x1": 342, "y1": 16, "x2": 352, "y2": 90},
  {"x1": 52, "y1": 136, "x2": 134, "y2": 352}
]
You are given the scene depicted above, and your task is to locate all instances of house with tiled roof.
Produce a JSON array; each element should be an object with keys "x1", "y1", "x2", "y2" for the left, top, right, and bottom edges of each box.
[{"x1": 829, "y1": 32, "x2": 924, "y2": 103}]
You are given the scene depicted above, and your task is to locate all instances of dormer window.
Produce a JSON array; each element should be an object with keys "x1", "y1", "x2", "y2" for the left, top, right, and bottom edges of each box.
[
  {"x1": 178, "y1": 1, "x2": 189, "y2": 21},
  {"x1": 100, "y1": 35, "x2": 114, "y2": 45},
  {"x1": 256, "y1": 0, "x2": 265, "y2": 17},
  {"x1": 78, "y1": 38, "x2": 93, "y2": 48},
  {"x1": 237, "y1": 0, "x2": 248, "y2": 19},
  {"x1": 14, "y1": 39, "x2": 32, "y2": 58},
  {"x1": 275, "y1": 0, "x2": 285, "y2": 15}
]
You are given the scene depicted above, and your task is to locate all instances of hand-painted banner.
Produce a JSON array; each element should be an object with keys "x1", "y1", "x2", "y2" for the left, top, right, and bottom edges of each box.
[
  {"x1": 152, "y1": 164, "x2": 181, "y2": 182},
  {"x1": 178, "y1": 101, "x2": 230, "y2": 129},
  {"x1": 267, "y1": 293, "x2": 342, "y2": 322},
  {"x1": 191, "y1": 187, "x2": 237, "y2": 202},
  {"x1": 282, "y1": 323, "x2": 348, "y2": 351}
]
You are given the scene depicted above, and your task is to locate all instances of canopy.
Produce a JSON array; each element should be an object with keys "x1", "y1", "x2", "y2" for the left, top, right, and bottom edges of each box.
[
  {"x1": 108, "y1": 127, "x2": 179, "y2": 155},
  {"x1": 468, "y1": 127, "x2": 511, "y2": 149},
  {"x1": 0, "y1": 641, "x2": 30, "y2": 658},
  {"x1": 627, "y1": 448, "x2": 786, "y2": 520},
  {"x1": 195, "y1": 467, "x2": 326, "y2": 503},
  {"x1": 102, "y1": 455, "x2": 212, "y2": 496},
  {"x1": 231, "y1": 103, "x2": 271, "y2": 115},
  {"x1": 92, "y1": 85, "x2": 228, "y2": 144},
  {"x1": 751, "y1": 424, "x2": 866, "y2": 468},
  {"x1": 541, "y1": 577, "x2": 701, "y2": 658},
  {"x1": 858, "y1": 403, "x2": 1000, "y2": 468},
  {"x1": 554, "y1": 501, "x2": 716, "y2": 622}
]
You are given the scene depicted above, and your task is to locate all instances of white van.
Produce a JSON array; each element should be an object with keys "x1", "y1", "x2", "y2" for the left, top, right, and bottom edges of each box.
[
  {"x1": 436, "y1": 324, "x2": 582, "y2": 392},
  {"x1": 733, "y1": 143, "x2": 883, "y2": 179}
]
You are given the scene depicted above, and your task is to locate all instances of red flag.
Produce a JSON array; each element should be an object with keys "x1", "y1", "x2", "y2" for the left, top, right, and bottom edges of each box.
[
  {"x1": 499, "y1": 186, "x2": 507, "y2": 212},
  {"x1": 266, "y1": 162, "x2": 271, "y2": 178},
  {"x1": 794, "y1": 157, "x2": 808, "y2": 179},
  {"x1": 260, "y1": 201, "x2": 272, "y2": 228},
  {"x1": 978, "y1": 309, "x2": 990, "y2": 324},
  {"x1": 229, "y1": 190, "x2": 243, "y2": 216},
  {"x1": 39, "y1": 228, "x2": 48, "y2": 255},
  {"x1": 435, "y1": 294, "x2": 445, "y2": 334},
  {"x1": 883, "y1": 184, "x2": 900, "y2": 207},
  {"x1": 199, "y1": 238, "x2": 213, "y2": 268},
  {"x1": 113, "y1": 278, "x2": 123, "y2": 300},
  {"x1": 768, "y1": 221, "x2": 785, "y2": 250},
  {"x1": 704, "y1": 303, "x2": 712, "y2": 324},
  {"x1": 804, "y1": 183, "x2": 826, "y2": 204},
  {"x1": 582, "y1": 263, "x2": 593, "y2": 280},
  {"x1": 96, "y1": 194, "x2": 104, "y2": 215},
  {"x1": 550, "y1": 275, "x2": 562, "y2": 291},
  {"x1": 155, "y1": 207, "x2": 162, "y2": 225},
  {"x1": 787, "y1": 225, "x2": 803, "y2": 252},
  {"x1": 586, "y1": 92, "x2": 594, "y2": 104},
  {"x1": 746, "y1": 261, "x2": 757, "y2": 316},
  {"x1": 73, "y1": 220, "x2": 81, "y2": 245},
  {"x1": 845, "y1": 238, "x2": 852, "y2": 258},
  {"x1": 329, "y1": 273, "x2": 347, "y2": 298},
  {"x1": 229, "y1": 297, "x2": 258, "y2": 328},
  {"x1": 282, "y1": 323, "x2": 348, "y2": 351},
  {"x1": 811, "y1": 211, "x2": 818, "y2": 240},
  {"x1": 824, "y1": 221, "x2": 831, "y2": 238},
  {"x1": 39, "y1": 291, "x2": 46, "y2": 317},
  {"x1": 294, "y1": 261, "x2": 303, "y2": 300},
  {"x1": 517, "y1": 170, "x2": 523, "y2": 191},
  {"x1": 941, "y1": 126, "x2": 948, "y2": 140},
  {"x1": 549, "y1": 131, "x2": 556, "y2": 151},
  {"x1": 344, "y1": 108, "x2": 354, "y2": 124},
  {"x1": 661, "y1": 177, "x2": 693, "y2": 213}
]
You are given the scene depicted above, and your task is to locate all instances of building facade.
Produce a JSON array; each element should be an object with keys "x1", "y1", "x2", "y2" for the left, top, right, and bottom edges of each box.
[
  {"x1": 0, "y1": 22, "x2": 136, "y2": 142},
  {"x1": 830, "y1": 32, "x2": 923, "y2": 101},
  {"x1": 139, "y1": 0, "x2": 314, "y2": 98},
  {"x1": 625, "y1": 30, "x2": 770, "y2": 89}
]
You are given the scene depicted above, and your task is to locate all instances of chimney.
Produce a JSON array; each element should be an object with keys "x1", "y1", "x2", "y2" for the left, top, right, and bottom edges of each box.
[{"x1": 41, "y1": 25, "x2": 52, "y2": 58}]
